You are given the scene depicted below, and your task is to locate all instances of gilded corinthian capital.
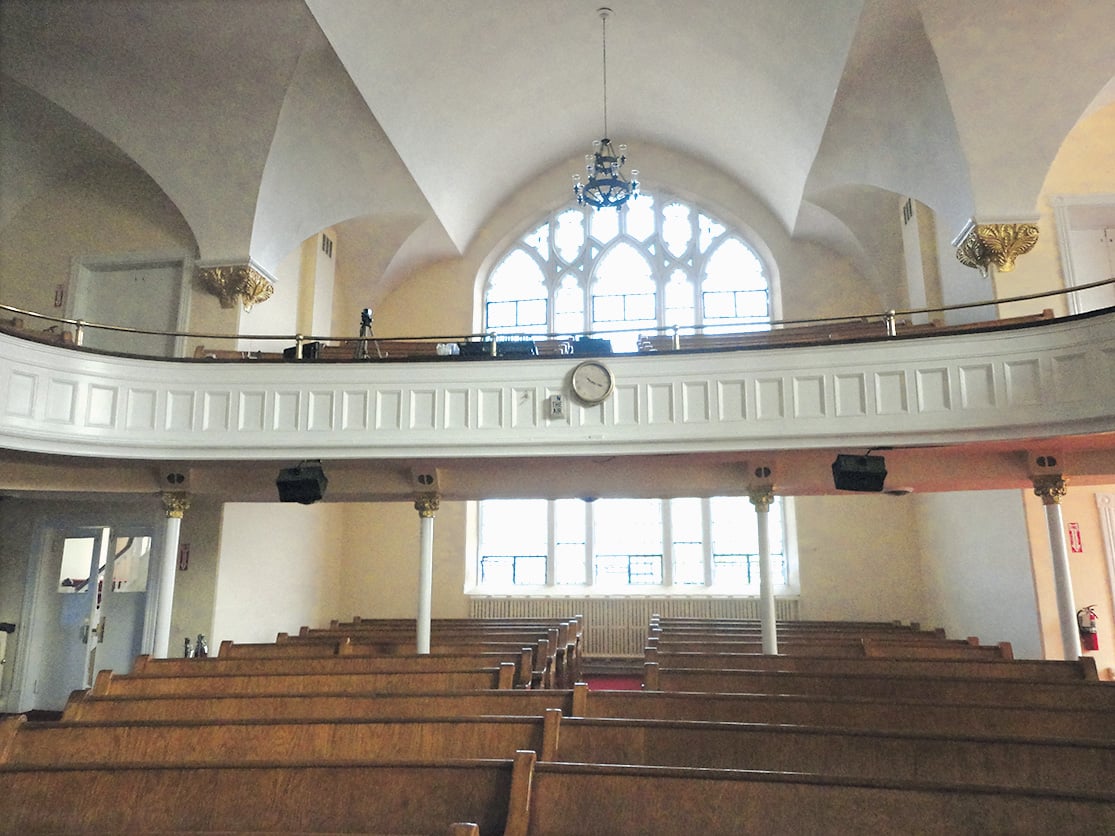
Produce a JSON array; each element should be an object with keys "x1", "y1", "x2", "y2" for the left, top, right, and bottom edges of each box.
[
  {"x1": 198, "y1": 262, "x2": 275, "y2": 311},
  {"x1": 161, "y1": 491, "x2": 192, "y2": 518},
  {"x1": 956, "y1": 223, "x2": 1039, "y2": 276},
  {"x1": 1032, "y1": 475, "x2": 1068, "y2": 506},
  {"x1": 414, "y1": 493, "x2": 441, "y2": 518}
]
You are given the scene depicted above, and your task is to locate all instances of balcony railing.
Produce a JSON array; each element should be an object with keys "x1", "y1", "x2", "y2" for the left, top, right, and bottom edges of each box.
[{"x1": 2, "y1": 277, "x2": 1112, "y2": 362}]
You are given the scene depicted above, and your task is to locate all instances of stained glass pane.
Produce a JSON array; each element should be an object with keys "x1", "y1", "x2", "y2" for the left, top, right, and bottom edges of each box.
[
  {"x1": 698, "y1": 214, "x2": 725, "y2": 253},
  {"x1": 488, "y1": 249, "x2": 545, "y2": 300},
  {"x1": 554, "y1": 209, "x2": 586, "y2": 263},
  {"x1": 662, "y1": 203, "x2": 692, "y2": 257},
  {"x1": 524, "y1": 223, "x2": 549, "y2": 261},
  {"x1": 625, "y1": 195, "x2": 655, "y2": 241},
  {"x1": 704, "y1": 237, "x2": 765, "y2": 289},
  {"x1": 590, "y1": 206, "x2": 619, "y2": 244}
]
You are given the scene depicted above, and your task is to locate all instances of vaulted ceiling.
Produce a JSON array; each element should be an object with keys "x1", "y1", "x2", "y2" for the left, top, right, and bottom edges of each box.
[{"x1": 3, "y1": 0, "x2": 1113, "y2": 308}]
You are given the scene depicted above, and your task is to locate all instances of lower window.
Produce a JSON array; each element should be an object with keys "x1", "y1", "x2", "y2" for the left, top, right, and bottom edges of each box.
[{"x1": 473, "y1": 496, "x2": 795, "y2": 594}]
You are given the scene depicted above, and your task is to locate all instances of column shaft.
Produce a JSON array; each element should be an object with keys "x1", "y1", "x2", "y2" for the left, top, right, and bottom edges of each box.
[
  {"x1": 153, "y1": 492, "x2": 189, "y2": 659},
  {"x1": 750, "y1": 487, "x2": 777, "y2": 655},
  {"x1": 414, "y1": 494, "x2": 440, "y2": 655}
]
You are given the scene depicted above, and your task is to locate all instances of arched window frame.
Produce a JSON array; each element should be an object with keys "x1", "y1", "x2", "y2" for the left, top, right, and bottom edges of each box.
[{"x1": 481, "y1": 192, "x2": 774, "y2": 346}]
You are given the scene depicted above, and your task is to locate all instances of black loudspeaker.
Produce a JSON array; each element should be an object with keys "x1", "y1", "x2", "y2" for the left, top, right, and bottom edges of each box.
[
  {"x1": 276, "y1": 462, "x2": 328, "y2": 504},
  {"x1": 831, "y1": 454, "x2": 887, "y2": 492}
]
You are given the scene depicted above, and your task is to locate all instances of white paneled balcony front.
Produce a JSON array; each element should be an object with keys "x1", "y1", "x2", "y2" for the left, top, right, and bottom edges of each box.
[{"x1": 2, "y1": 312, "x2": 1114, "y2": 462}]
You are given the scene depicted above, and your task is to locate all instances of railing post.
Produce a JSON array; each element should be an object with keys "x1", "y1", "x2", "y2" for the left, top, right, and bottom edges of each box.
[
  {"x1": 884, "y1": 310, "x2": 897, "y2": 337},
  {"x1": 672, "y1": 325, "x2": 680, "y2": 351},
  {"x1": 294, "y1": 334, "x2": 304, "y2": 359},
  {"x1": 74, "y1": 320, "x2": 85, "y2": 346}
]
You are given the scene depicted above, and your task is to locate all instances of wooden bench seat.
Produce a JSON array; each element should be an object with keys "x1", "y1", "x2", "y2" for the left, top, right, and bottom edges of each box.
[
  {"x1": 647, "y1": 637, "x2": 1013, "y2": 660},
  {"x1": 0, "y1": 758, "x2": 517, "y2": 834},
  {"x1": 63, "y1": 688, "x2": 573, "y2": 723},
  {"x1": 644, "y1": 649, "x2": 1089, "y2": 680},
  {"x1": 60, "y1": 682, "x2": 1115, "y2": 742},
  {"x1": 219, "y1": 638, "x2": 564, "y2": 688},
  {"x1": 575, "y1": 685, "x2": 1115, "y2": 742},
  {"x1": 88, "y1": 663, "x2": 517, "y2": 697},
  {"x1": 539, "y1": 710, "x2": 1115, "y2": 795},
  {"x1": 500, "y1": 749, "x2": 1115, "y2": 836},
  {"x1": 0, "y1": 713, "x2": 545, "y2": 767},
  {"x1": 644, "y1": 663, "x2": 1115, "y2": 708},
  {"x1": 5, "y1": 709, "x2": 1113, "y2": 796},
  {"x1": 137, "y1": 649, "x2": 535, "y2": 689}
]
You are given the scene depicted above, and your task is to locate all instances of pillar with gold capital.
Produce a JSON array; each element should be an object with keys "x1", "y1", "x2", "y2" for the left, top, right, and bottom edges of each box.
[
  {"x1": 749, "y1": 485, "x2": 777, "y2": 655},
  {"x1": 154, "y1": 491, "x2": 190, "y2": 658},
  {"x1": 414, "y1": 494, "x2": 440, "y2": 654},
  {"x1": 1033, "y1": 475, "x2": 1079, "y2": 661}
]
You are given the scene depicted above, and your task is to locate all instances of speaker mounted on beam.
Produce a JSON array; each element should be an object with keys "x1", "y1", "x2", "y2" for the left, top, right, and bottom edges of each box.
[
  {"x1": 276, "y1": 461, "x2": 328, "y2": 504},
  {"x1": 831, "y1": 453, "x2": 887, "y2": 492}
]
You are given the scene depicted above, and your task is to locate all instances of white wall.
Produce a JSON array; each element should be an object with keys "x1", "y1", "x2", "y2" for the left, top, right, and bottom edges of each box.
[
  {"x1": 915, "y1": 489, "x2": 1042, "y2": 658},
  {"x1": 210, "y1": 502, "x2": 346, "y2": 644}
]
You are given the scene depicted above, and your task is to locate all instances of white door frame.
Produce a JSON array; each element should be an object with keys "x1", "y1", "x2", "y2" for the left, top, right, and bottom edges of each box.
[
  {"x1": 66, "y1": 249, "x2": 193, "y2": 357},
  {"x1": 1051, "y1": 194, "x2": 1115, "y2": 315},
  {"x1": 11, "y1": 512, "x2": 163, "y2": 713}
]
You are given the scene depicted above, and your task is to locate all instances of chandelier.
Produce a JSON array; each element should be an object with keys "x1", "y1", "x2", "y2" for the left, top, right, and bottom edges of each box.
[{"x1": 572, "y1": 7, "x2": 639, "y2": 209}]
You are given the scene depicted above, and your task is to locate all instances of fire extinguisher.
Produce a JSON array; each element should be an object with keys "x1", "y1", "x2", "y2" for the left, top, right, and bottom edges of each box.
[{"x1": 1077, "y1": 605, "x2": 1099, "y2": 652}]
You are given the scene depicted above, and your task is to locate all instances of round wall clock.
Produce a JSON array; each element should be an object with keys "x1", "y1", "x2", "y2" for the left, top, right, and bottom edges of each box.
[{"x1": 570, "y1": 359, "x2": 615, "y2": 404}]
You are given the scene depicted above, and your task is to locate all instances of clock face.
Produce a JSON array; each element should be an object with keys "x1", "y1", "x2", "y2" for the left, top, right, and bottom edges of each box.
[{"x1": 571, "y1": 360, "x2": 615, "y2": 404}]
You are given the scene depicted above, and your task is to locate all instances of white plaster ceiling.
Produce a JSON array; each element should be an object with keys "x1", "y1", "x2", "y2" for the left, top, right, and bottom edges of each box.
[{"x1": 2, "y1": 0, "x2": 1113, "y2": 301}]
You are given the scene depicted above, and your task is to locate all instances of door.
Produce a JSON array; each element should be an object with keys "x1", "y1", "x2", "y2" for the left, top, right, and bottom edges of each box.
[
  {"x1": 23, "y1": 525, "x2": 155, "y2": 711},
  {"x1": 68, "y1": 255, "x2": 188, "y2": 357}
]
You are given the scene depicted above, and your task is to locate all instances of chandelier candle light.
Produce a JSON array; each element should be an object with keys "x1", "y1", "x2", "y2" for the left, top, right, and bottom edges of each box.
[{"x1": 572, "y1": 7, "x2": 639, "y2": 209}]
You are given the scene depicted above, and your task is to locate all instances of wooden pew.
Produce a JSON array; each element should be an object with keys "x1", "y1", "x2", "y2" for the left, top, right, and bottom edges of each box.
[
  {"x1": 220, "y1": 637, "x2": 558, "y2": 688},
  {"x1": 141, "y1": 648, "x2": 536, "y2": 689},
  {"x1": 643, "y1": 662, "x2": 1115, "y2": 709},
  {"x1": 646, "y1": 637, "x2": 1014, "y2": 660},
  {"x1": 88, "y1": 662, "x2": 517, "y2": 697},
  {"x1": 644, "y1": 648, "x2": 1090, "y2": 680},
  {"x1": 500, "y1": 749, "x2": 1115, "y2": 836},
  {"x1": 0, "y1": 713, "x2": 545, "y2": 767},
  {"x1": 281, "y1": 621, "x2": 581, "y2": 686},
  {"x1": 61, "y1": 682, "x2": 1115, "y2": 743},
  {"x1": 537, "y1": 710, "x2": 1115, "y2": 795},
  {"x1": 573, "y1": 684, "x2": 1115, "y2": 742},
  {"x1": 63, "y1": 687, "x2": 573, "y2": 723},
  {"x1": 0, "y1": 758, "x2": 518, "y2": 834},
  {"x1": 5, "y1": 709, "x2": 1112, "y2": 796}
]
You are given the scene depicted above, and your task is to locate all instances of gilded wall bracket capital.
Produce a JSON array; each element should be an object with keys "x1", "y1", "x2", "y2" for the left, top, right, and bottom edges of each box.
[
  {"x1": 198, "y1": 262, "x2": 275, "y2": 312},
  {"x1": 956, "y1": 223, "x2": 1039, "y2": 276}
]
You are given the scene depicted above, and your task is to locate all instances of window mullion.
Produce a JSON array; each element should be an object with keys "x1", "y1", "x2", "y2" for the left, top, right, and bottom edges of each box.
[
  {"x1": 661, "y1": 499, "x2": 674, "y2": 588},
  {"x1": 546, "y1": 500, "x2": 556, "y2": 587},
  {"x1": 583, "y1": 500, "x2": 595, "y2": 586}
]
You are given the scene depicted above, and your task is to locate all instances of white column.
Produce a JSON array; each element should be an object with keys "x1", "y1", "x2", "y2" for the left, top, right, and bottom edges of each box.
[
  {"x1": 154, "y1": 492, "x2": 190, "y2": 658},
  {"x1": 750, "y1": 487, "x2": 777, "y2": 655},
  {"x1": 1034, "y1": 476, "x2": 1079, "y2": 660},
  {"x1": 414, "y1": 494, "x2": 440, "y2": 655}
]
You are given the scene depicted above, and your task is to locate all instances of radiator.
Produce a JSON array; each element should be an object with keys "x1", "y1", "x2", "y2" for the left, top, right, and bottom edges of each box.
[{"x1": 469, "y1": 597, "x2": 801, "y2": 658}]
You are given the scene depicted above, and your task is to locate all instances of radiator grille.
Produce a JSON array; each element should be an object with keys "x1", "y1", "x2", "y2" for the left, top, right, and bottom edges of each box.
[{"x1": 469, "y1": 597, "x2": 800, "y2": 658}]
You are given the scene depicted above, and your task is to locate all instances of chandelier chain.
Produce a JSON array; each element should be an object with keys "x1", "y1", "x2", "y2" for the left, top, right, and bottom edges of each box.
[{"x1": 601, "y1": 9, "x2": 609, "y2": 138}]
